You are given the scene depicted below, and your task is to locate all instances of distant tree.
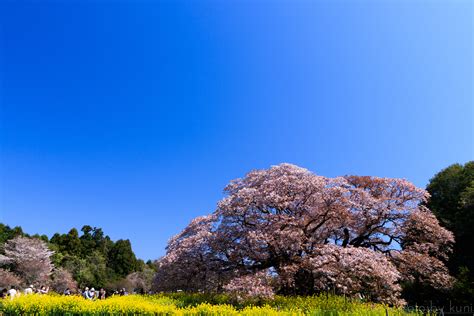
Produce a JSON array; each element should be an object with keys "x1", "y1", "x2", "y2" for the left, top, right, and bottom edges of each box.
[
  {"x1": 79, "y1": 226, "x2": 113, "y2": 258},
  {"x1": 105, "y1": 277, "x2": 132, "y2": 293},
  {"x1": 50, "y1": 267, "x2": 77, "y2": 293},
  {"x1": 31, "y1": 234, "x2": 49, "y2": 243},
  {"x1": 108, "y1": 240, "x2": 138, "y2": 278},
  {"x1": 0, "y1": 224, "x2": 24, "y2": 244},
  {"x1": 51, "y1": 228, "x2": 82, "y2": 256},
  {"x1": 145, "y1": 260, "x2": 157, "y2": 271},
  {"x1": 62, "y1": 256, "x2": 94, "y2": 288},
  {"x1": 0, "y1": 236, "x2": 54, "y2": 285},
  {"x1": 61, "y1": 251, "x2": 109, "y2": 288},
  {"x1": 126, "y1": 266, "x2": 155, "y2": 293},
  {"x1": 0, "y1": 268, "x2": 21, "y2": 288},
  {"x1": 154, "y1": 164, "x2": 454, "y2": 305}
]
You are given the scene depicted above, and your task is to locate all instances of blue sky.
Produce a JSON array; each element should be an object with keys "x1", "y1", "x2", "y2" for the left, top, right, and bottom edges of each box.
[{"x1": 0, "y1": 0, "x2": 472, "y2": 260}]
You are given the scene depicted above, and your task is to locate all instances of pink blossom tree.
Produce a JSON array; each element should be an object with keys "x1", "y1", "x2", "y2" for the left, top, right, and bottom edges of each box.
[
  {"x1": 153, "y1": 164, "x2": 454, "y2": 305},
  {"x1": 0, "y1": 236, "x2": 54, "y2": 286},
  {"x1": 50, "y1": 268, "x2": 77, "y2": 293},
  {"x1": 126, "y1": 266, "x2": 155, "y2": 294},
  {"x1": 153, "y1": 214, "x2": 224, "y2": 292},
  {"x1": 0, "y1": 268, "x2": 21, "y2": 288}
]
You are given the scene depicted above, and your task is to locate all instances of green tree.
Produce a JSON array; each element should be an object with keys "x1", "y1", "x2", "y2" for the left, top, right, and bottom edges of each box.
[
  {"x1": 0, "y1": 224, "x2": 25, "y2": 244},
  {"x1": 427, "y1": 161, "x2": 474, "y2": 274},
  {"x1": 108, "y1": 239, "x2": 138, "y2": 278},
  {"x1": 78, "y1": 226, "x2": 113, "y2": 258},
  {"x1": 426, "y1": 161, "x2": 474, "y2": 305},
  {"x1": 51, "y1": 228, "x2": 87, "y2": 258}
]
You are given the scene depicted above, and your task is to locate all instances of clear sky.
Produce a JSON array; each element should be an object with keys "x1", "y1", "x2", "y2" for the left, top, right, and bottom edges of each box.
[{"x1": 0, "y1": 0, "x2": 472, "y2": 260}]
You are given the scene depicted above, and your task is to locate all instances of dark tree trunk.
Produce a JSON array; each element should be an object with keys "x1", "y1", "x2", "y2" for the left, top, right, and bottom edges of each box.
[{"x1": 294, "y1": 269, "x2": 315, "y2": 295}]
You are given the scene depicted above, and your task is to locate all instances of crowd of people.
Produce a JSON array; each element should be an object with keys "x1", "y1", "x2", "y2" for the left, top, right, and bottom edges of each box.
[
  {"x1": 0, "y1": 285, "x2": 49, "y2": 300},
  {"x1": 0, "y1": 285, "x2": 130, "y2": 300},
  {"x1": 79, "y1": 287, "x2": 129, "y2": 300}
]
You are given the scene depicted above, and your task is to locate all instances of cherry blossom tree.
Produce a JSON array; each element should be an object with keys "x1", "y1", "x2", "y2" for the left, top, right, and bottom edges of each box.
[
  {"x1": 126, "y1": 267, "x2": 155, "y2": 294},
  {"x1": 0, "y1": 236, "x2": 54, "y2": 286},
  {"x1": 153, "y1": 164, "x2": 454, "y2": 305},
  {"x1": 50, "y1": 268, "x2": 77, "y2": 293},
  {"x1": 153, "y1": 215, "x2": 223, "y2": 292},
  {"x1": 0, "y1": 268, "x2": 21, "y2": 288}
]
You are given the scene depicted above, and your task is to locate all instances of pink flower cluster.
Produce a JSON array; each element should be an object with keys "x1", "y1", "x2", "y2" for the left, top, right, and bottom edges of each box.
[{"x1": 223, "y1": 271, "x2": 275, "y2": 300}]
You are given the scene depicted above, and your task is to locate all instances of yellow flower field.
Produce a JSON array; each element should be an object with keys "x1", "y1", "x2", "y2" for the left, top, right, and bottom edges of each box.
[{"x1": 0, "y1": 294, "x2": 425, "y2": 315}]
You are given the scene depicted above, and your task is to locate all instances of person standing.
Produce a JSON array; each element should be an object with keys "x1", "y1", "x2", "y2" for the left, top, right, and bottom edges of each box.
[
  {"x1": 89, "y1": 288, "x2": 96, "y2": 300},
  {"x1": 39, "y1": 286, "x2": 49, "y2": 294},
  {"x1": 7, "y1": 286, "x2": 18, "y2": 300},
  {"x1": 83, "y1": 287, "x2": 91, "y2": 299},
  {"x1": 24, "y1": 285, "x2": 34, "y2": 295},
  {"x1": 99, "y1": 288, "x2": 106, "y2": 300}
]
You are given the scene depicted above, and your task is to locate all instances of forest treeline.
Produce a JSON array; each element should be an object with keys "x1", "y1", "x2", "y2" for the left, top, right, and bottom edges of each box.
[{"x1": 0, "y1": 224, "x2": 156, "y2": 291}]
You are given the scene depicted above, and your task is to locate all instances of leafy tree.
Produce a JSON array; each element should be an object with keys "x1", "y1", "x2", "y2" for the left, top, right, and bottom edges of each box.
[
  {"x1": 31, "y1": 234, "x2": 49, "y2": 243},
  {"x1": 61, "y1": 251, "x2": 108, "y2": 288},
  {"x1": 145, "y1": 260, "x2": 157, "y2": 271},
  {"x1": 62, "y1": 256, "x2": 94, "y2": 288},
  {"x1": 0, "y1": 224, "x2": 25, "y2": 244},
  {"x1": 426, "y1": 161, "x2": 474, "y2": 305},
  {"x1": 154, "y1": 164, "x2": 454, "y2": 306},
  {"x1": 108, "y1": 239, "x2": 139, "y2": 278},
  {"x1": 78, "y1": 226, "x2": 113, "y2": 258},
  {"x1": 50, "y1": 228, "x2": 82, "y2": 256},
  {"x1": 427, "y1": 161, "x2": 474, "y2": 274}
]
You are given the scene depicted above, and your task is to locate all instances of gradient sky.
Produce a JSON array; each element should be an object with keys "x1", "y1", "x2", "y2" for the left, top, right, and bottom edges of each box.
[{"x1": 0, "y1": 0, "x2": 472, "y2": 260}]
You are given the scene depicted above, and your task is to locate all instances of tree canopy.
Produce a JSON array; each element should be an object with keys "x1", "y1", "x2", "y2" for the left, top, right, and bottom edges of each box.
[
  {"x1": 426, "y1": 161, "x2": 474, "y2": 305},
  {"x1": 154, "y1": 164, "x2": 454, "y2": 305},
  {"x1": 427, "y1": 161, "x2": 474, "y2": 273}
]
